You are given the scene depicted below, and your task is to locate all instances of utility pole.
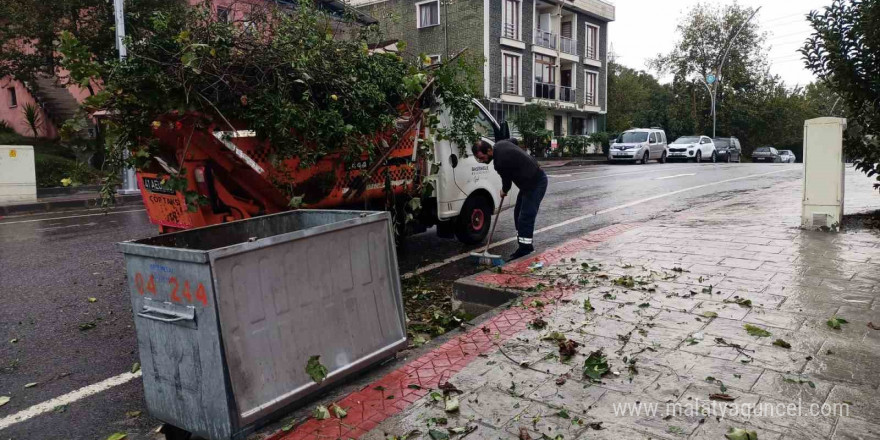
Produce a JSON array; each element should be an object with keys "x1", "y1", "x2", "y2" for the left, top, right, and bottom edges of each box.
[
  {"x1": 698, "y1": 6, "x2": 761, "y2": 138},
  {"x1": 114, "y1": 0, "x2": 139, "y2": 194}
]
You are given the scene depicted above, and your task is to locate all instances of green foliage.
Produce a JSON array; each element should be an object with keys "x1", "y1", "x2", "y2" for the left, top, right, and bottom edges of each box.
[
  {"x1": 744, "y1": 324, "x2": 771, "y2": 337},
  {"x1": 607, "y1": 61, "x2": 671, "y2": 133},
  {"x1": 509, "y1": 104, "x2": 551, "y2": 155},
  {"x1": 21, "y1": 103, "x2": 41, "y2": 138},
  {"x1": 582, "y1": 349, "x2": 610, "y2": 382},
  {"x1": 802, "y1": 0, "x2": 880, "y2": 190},
  {"x1": 34, "y1": 154, "x2": 100, "y2": 188},
  {"x1": 587, "y1": 131, "x2": 617, "y2": 156},
  {"x1": 305, "y1": 355, "x2": 328, "y2": 383},
  {"x1": 0, "y1": 120, "x2": 13, "y2": 134}
]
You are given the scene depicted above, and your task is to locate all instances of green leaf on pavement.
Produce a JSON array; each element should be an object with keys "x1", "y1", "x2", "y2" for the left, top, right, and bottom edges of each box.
[
  {"x1": 582, "y1": 350, "x2": 610, "y2": 382},
  {"x1": 313, "y1": 405, "x2": 330, "y2": 420},
  {"x1": 332, "y1": 404, "x2": 347, "y2": 418},
  {"x1": 106, "y1": 433, "x2": 127, "y2": 440},
  {"x1": 125, "y1": 410, "x2": 142, "y2": 418},
  {"x1": 637, "y1": 302, "x2": 650, "y2": 308},
  {"x1": 130, "y1": 362, "x2": 140, "y2": 374},
  {"x1": 305, "y1": 355, "x2": 328, "y2": 383},
  {"x1": 428, "y1": 429, "x2": 450, "y2": 440},
  {"x1": 702, "y1": 311, "x2": 719, "y2": 318},
  {"x1": 725, "y1": 427, "x2": 758, "y2": 440},
  {"x1": 827, "y1": 317, "x2": 848, "y2": 330},
  {"x1": 542, "y1": 331, "x2": 566, "y2": 342},
  {"x1": 556, "y1": 409, "x2": 570, "y2": 419},
  {"x1": 772, "y1": 339, "x2": 791, "y2": 349},
  {"x1": 430, "y1": 391, "x2": 443, "y2": 401},
  {"x1": 0, "y1": 396, "x2": 9, "y2": 407},
  {"x1": 88, "y1": 297, "x2": 97, "y2": 303},
  {"x1": 281, "y1": 419, "x2": 296, "y2": 431},
  {"x1": 411, "y1": 335, "x2": 427, "y2": 347},
  {"x1": 79, "y1": 321, "x2": 97, "y2": 331},
  {"x1": 444, "y1": 395, "x2": 459, "y2": 412},
  {"x1": 24, "y1": 382, "x2": 37, "y2": 388},
  {"x1": 744, "y1": 324, "x2": 771, "y2": 337},
  {"x1": 583, "y1": 298, "x2": 594, "y2": 312}
]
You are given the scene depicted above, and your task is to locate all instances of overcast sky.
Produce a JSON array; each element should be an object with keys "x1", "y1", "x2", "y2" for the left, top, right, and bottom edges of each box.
[{"x1": 609, "y1": 0, "x2": 831, "y2": 87}]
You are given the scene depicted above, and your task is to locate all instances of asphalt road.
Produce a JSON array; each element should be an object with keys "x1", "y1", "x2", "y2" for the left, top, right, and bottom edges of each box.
[{"x1": 0, "y1": 161, "x2": 803, "y2": 439}]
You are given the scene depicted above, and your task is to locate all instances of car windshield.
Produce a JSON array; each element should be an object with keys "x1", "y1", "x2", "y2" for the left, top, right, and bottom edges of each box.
[
  {"x1": 781, "y1": 151, "x2": 792, "y2": 155},
  {"x1": 618, "y1": 132, "x2": 649, "y2": 143},
  {"x1": 672, "y1": 136, "x2": 700, "y2": 144},
  {"x1": 714, "y1": 139, "x2": 730, "y2": 147},
  {"x1": 755, "y1": 147, "x2": 771, "y2": 152}
]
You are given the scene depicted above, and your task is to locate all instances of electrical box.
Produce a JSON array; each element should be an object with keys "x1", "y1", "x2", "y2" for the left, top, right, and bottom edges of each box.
[
  {"x1": 802, "y1": 118, "x2": 846, "y2": 230},
  {"x1": 0, "y1": 145, "x2": 37, "y2": 204}
]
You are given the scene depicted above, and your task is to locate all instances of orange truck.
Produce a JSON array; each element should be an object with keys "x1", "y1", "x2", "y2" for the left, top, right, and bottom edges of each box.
[{"x1": 136, "y1": 99, "x2": 514, "y2": 243}]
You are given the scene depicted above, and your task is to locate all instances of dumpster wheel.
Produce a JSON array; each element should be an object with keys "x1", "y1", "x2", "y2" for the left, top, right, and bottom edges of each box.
[{"x1": 160, "y1": 424, "x2": 193, "y2": 440}]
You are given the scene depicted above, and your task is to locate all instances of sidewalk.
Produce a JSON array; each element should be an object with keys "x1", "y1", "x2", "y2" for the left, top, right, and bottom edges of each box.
[
  {"x1": 0, "y1": 191, "x2": 142, "y2": 216},
  {"x1": 269, "y1": 168, "x2": 880, "y2": 440}
]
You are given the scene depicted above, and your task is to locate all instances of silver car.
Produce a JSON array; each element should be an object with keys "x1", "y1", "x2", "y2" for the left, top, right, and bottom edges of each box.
[
  {"x1": 778, "y1": 150, "x2": 797, "y2": 163},
  {"x1": 608, "y1": 128, "x2": 669, "y2": 164}
]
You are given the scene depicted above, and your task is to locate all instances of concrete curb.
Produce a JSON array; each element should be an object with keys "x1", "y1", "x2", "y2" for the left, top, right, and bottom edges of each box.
[
  {"x1": 538, "y1": 158, "x2": 607, "y2": 168},
  {"x1": 0, "y1": 194, "x2": 143, "y2": 216}
]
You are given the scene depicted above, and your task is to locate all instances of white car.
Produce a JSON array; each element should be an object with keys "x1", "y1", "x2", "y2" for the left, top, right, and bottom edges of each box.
[
  {"x1": 608, "y1": 128, "x2": 669, "y2": 164},
  {"x1": 778, "y1": 150, "x2": 797, "y2": 163},
  {"x1": 667, "y1": 136, "x2": 717, "y2": 163}
]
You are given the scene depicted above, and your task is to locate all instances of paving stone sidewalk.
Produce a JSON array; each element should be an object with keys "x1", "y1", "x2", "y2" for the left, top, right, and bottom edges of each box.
[{"x1": 274, "y1": 168, "x2": 880, "y2": 440}]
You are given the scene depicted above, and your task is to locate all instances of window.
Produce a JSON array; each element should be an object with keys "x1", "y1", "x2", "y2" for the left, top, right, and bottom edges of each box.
[
  {"x1": 649, "y1": 133, "x2": 657, "y2": 143},
  {"x1": 585, "y1": 71, "x2": 597, "y2": 106},
  {"x1": 503, "y1": 0, "x2": 520, "y2": 40},
  {"x1": 534, "y1": 54, "x2": 555, "y2": 99},
  {"x1": 474, "y1": 107, "x2": 496, "y2": 141},
  {"x1": 585, "y1": 24, "x2": 600, "y2": 60},
  {"x1": 217, "y1": 6, "x2": 231, "y2": 23},
  {"x1": 560, "y1": 21, "x2": 572, "y2": 38},
  {"x1": 7, "y1": 87, "x2": 16, "y2": 107},
  {"x1": 417, "y1": 1, "x2": 439, "y2": 28},
  {"x1": 502, "y1": 53, "x2": 520, "y2": 95}
]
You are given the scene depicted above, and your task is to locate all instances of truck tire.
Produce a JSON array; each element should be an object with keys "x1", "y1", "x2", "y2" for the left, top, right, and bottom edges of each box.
[
  {"x1": 161, "y1": 424, "x2": 192, "y2": 440},
  {"x1": 455, "y1": 195, "x2": 492, "y2": 244}
]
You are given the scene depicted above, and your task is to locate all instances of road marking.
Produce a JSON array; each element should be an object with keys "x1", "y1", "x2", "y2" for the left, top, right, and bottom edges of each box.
[
  {"x1": 402, "y1": 168, "x2": 797, "y2": 279},
  {"x1": 548, "y1": 174, "x2": 572, "y2": 178},
  {"x1": 547, "y1": 164, "x2": 738, "y2": 185},
  {"x1": 0, "y1": 371, "x2": 142, "y2": 430},
  {"x1": 655, "y1": 173, "x2": 696, "y2": 180},
  {"x1": 0, "y1": 209, "x2": 146, "y2": 226}
]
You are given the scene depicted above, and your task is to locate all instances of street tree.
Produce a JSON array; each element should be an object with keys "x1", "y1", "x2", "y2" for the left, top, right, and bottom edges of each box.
[
  {"x1": 509, "y1": 104, "x2": 551, "y2": 156},
  {"x1": 802, "y1": 0, "x2": 880, "y2": 189}
]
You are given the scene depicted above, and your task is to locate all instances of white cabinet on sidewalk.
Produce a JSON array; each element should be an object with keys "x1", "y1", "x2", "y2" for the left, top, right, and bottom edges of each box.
[
  {"x1": 0, "y1": 145, "x2": 37, "y2": 204},
  {"x1": 802, "y1": 118, "x2": 846, "y2": 230}
]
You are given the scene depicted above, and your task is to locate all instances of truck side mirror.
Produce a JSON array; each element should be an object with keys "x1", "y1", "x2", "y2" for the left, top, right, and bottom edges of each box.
[
  {"x1": 498, "y1": 121, "x2": 511, "y2": 141},
  {"x1": 449, "y1": 154, "x2": 458, "y2": 168}
]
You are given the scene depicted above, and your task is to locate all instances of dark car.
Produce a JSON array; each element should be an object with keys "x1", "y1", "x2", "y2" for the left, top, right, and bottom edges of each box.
[
  {"x1": 712, "y1": 137, "x2": 742, "y2": 163},
  {"x1": 752, "y1": 147, "x2": 781, "y2": 163}
]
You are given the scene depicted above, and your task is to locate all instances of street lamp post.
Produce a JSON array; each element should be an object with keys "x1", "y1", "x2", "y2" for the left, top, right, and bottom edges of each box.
[
  {"x1": 699, "y1": 6, "x2": 761, "y2": 138},
  {"x1": 113, "y1": 0, "x2": 139, "y2": 195}
]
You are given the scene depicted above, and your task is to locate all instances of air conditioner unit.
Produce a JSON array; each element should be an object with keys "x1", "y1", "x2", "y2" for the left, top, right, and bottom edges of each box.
[{"x1": 802, "y1": 117, "x2": 846, "y2": 230}]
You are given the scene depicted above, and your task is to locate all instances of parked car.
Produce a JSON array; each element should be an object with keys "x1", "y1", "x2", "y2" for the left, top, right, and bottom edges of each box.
[
  {"x1": 778, "y1": 150, "x2": 797, "y2": 163},
  {"x1": 667, "y1": 135, "x2": 717, "y2": 162},
  {"x1": 608, "y1": 128, "x2": 668, "y2": 164},
  {"x1": 712, "y1": 137, "x2": 743, "y2": 163},
  {"x1": 752, "y1": 147, "x2": 781, "y2": 163}
]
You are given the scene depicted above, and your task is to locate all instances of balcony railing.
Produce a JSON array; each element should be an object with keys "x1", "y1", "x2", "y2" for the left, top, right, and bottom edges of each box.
[
  {"x1": 585, "y1": 45, "x2": 598, "y2": 61},
  {"x1": 560, "y1": 86, "x2": 575, "y2": 102},
  {"x1": 585, "y1": 92, "x2": 596, "y2": 106},
  {"x1": 503, "y1": 76, "x2": 518, "y2": 94},
  {"x1": 534, "y1": 81, "x2": 556, "y2": 100},
  {"x1": 502, "y1": 22, "x2": 518, "y2": 40},
  {"x1": 533, "y1": 29, "x2": 557, "y2": 50},
  {"x1": 559, "y1": 36, "x2": 577, "y2": 55}
]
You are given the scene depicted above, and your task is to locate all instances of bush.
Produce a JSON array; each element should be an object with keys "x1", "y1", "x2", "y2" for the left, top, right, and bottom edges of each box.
[
  {"x1": 588, "y1": 131, "x2": 617, "y2": 156},
  {"x1": 34, "y1": 154, "x2": 101, "y2": 188},
  {"x1": 556, "y1": 136, "x2": 591, "y2": 157},
  {"x1": 0, "y1": 120, "x2": 13, "y2": 134}
]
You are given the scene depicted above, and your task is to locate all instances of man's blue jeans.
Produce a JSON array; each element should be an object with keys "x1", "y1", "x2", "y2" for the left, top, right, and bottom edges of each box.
[{"x1": 513, "y1": 170, "x2": 548, "y2": 247}]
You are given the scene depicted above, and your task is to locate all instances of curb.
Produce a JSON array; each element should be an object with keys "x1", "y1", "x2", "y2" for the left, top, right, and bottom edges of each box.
[
  {"x1": 0, "y1": 194, "x2": 143, "y2": 216},
  {"x1": 268, "y1": 223, "x2": 640, "y2": 440},
  {"x1": 538, "y1": 158, "x2": 606, "y2": 168}
]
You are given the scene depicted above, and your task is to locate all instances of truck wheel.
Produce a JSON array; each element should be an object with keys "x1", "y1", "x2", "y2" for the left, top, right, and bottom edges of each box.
[
  {"x1": 455, "y1": 196, "x2": 492, "y2": 244},
  {"x1": 161, "y1": 424, "x2": 192, "y2": 440}
]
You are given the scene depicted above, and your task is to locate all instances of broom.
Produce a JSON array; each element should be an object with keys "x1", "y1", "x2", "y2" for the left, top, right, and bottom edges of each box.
[{"x1": 468, "y1": 194, "x2": 506, "y2": 267}]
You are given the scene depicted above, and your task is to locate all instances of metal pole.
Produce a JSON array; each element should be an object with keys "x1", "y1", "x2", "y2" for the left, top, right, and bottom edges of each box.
[{"x1": 114, "y1": 0, "x2": 139, "y2": 195}]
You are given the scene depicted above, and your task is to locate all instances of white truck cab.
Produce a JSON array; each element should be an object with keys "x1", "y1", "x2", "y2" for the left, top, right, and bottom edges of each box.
[{"x1": 423, "y1": 99, "x2": 518, "y2": 244}]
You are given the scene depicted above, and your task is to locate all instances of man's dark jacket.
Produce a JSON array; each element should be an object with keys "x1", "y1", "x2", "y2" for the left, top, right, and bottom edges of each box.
[{"x1": 491, "y1": 140, "x2": 542, "y2": 193}]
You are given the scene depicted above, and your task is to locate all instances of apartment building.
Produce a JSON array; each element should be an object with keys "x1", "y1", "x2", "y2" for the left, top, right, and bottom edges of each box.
[{"x1": 353, "y1": 0, "x2": 614, "y2": 138}]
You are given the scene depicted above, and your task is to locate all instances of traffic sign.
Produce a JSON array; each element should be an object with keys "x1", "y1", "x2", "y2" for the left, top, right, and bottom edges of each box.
[{"x1": 707, "y1": 74, "x2": 716, "y2": 84}]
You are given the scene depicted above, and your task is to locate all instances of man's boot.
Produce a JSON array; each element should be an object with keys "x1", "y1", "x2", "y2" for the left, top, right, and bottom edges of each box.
[{"x1": 508, "y1": 237, "x2": 534, "y2": 261}]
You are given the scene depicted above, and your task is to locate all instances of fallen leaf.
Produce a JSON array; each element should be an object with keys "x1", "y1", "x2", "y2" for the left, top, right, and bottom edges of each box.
[
  {"x1": 438, "y1": 381, "x2": 461, "y2": 394},
  {"x1": 702, "y1": 311, "x2": 719, "y2": 318},
  {"x1": 588, "y1": 422, "x2": 604, "y2": 430},
  {"x1": 772, "y1": 339, "x2": 791, "y2": 349},
  {"x1": 106, "y1": 433, "x2": 127, "y2": 440},
  {"x1": 744, "y1": 324, "x2": 771, "y2": 337},
  {"x1": 827, "y1": 317, "x2": 848, "y2": 330},
  {"x1": 582, "y1": 349, "x2": 610, "y2": 382},
  {"x1": 519, "y1": 427, "x2": 533, "y2": 440},
  {"x1": 868, "y1": 322, "x2": 880, "y2": 330},
  {"x1": 281, "y1": 419, "x2": 296, "y2": 432},
  {"x1": 125, "y1": 410, "x2": 142, "y2": 418},
  {"x1": 79, "y1": 321, "x2": 97, "y2": 331},
  {"x1": 305, "y1": 356, "x2": 328, "y2": 383},
  {"x1": 54, "y1": 404, "x2": 68, "y2": 413},
  {"x1": 637, "y1": 302, "x2": 650, "y2": 308},
  {"x1": 131, "y1": 362, "x2": 140, "y2": 374},
  {"x1": 430, "y1": 391, "x2": 443, "y2": 401},
  {"x1": 725, "y1": 427, "x2": 758, "y2": 440},
  {"x1": 555, "y1": 376, "x2": 567, "y2": 386},
  {"x1": 709, "y1": 393, "x2": 736, "y2": 401},
  {"x1": 528, "y1": 318, "x2": 547, "y2": 330},
  {"x1": 428, "y1": 429, "x2": 449, "y2": 440},
  {"x1": 542, "y1": 331, "x2": 566, "y2": 342},
  {"x1": 412, "y1": 335, "x2": 427, "y2": 347},
  {"x1": 583, "y1": 299, "x2": 594, "y2": 312},
  {"x1": 558, "y1": 339, "x2": 579, "y2": 361},
  {"x1": 313, "y1": 405, "x2": 330, "y2": 420},
  {"x1": 556, "y1": 409, "x2": 570, "y2": 419},
  {"x1": 407, "y1": 384, "x2": 422, "y2": 390},
  {"x1": 332, "y1": 404, "x2": 347, "y2": 418},
  {"x1": 88, "y1": 297, "x2": 98, "y2": 303},
  {"x1": 24, "y1": 382, "x2": 37, "y2": 388},
  {"x1": 444, "y1": 395, "x2": 459, "y2": 412},
  {"x1": 0, "y1": 396, "x2": 9, "y2": 407}
]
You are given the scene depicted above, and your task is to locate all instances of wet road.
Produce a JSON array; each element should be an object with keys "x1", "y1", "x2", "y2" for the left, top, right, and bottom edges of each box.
[{"x1": 0, "y1": 162, "x2": 803, "y2": 439}]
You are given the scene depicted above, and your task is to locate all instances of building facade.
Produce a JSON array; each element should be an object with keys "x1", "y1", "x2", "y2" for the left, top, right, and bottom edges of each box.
[{"x1": 353, "y1": 0, "x2": 614, "y2": 139}]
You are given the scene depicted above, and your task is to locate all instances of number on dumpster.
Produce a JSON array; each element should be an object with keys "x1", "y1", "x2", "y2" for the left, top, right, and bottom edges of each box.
[
  {"x1": 195, "y1": 283, "x2": 208, "y2": 306},
  {"x1": 182, "y1": 281, "x2": 193, "y2": 303},
  {"x1": 169, "y1": 277, "x2": 181, "y2": 303},
  {"x1": 135, "y1": 273, "x2": 145, "y2": 295},
  {"x1": 146, "y1": 275, "x2": 157, "y2": 295}
]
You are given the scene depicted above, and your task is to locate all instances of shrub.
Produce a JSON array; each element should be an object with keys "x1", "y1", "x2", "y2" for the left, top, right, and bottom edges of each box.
[
  {"x1": 0, "y1": 120, "x2": 13, "y2": 134},
  {"x1": 34, "y1": 154, "x2": 101, "y2": 188}
]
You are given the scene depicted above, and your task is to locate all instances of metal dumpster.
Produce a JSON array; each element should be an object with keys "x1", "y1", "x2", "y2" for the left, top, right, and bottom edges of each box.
[{"x1": 118, "y1": 210, "x2": 407, "y2": 439}]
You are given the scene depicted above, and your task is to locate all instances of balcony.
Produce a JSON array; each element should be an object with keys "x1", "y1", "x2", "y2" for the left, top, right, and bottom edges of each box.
[
  {"x1": 533, "y1": 29, "x2": 557, "y2": 50},
  {"x1": 559, "y1": 36, "x2": 577, "y2": 55},
  {"x1": 560, "y1": 86, "x2": 576, "y2": 103},
  {"x1": 534, "y1": 81, "x2": 556, "y2": 100},
  {"x1": 503, "y1": 76, "x2": 518, "y2": 95},
  {"x1": 502, "y1": 22, "x2": 518, "y2": 40}
]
